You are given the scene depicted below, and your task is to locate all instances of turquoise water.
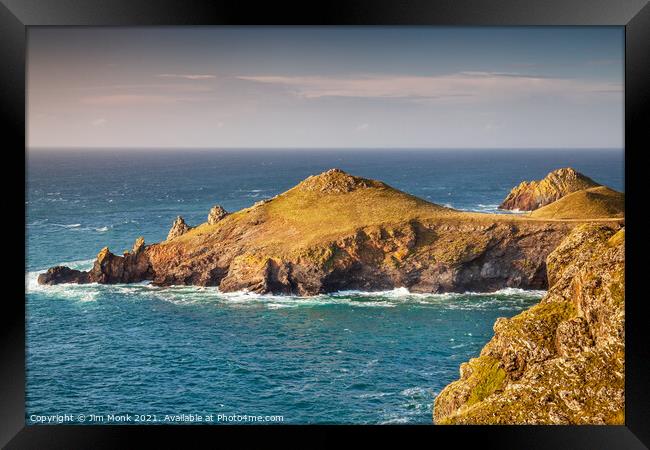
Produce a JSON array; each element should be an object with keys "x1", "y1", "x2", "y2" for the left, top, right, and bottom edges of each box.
[{"x1": 26, "y1": 149, "x2": 623, "y2": 424}]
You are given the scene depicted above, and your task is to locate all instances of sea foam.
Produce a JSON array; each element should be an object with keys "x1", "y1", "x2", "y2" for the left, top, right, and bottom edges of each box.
[{"x1": 27, "y1": 264, "x2": 545, "y2": 310}]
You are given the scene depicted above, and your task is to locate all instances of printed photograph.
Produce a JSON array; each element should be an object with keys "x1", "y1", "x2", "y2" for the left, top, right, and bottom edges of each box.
[{"x1": 26, "y1": 26, "x2": 624, "y2": 425}]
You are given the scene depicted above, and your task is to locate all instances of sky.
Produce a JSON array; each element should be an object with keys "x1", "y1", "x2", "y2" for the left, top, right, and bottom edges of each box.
[{"x1": 27, "y1": 27, "x2": 624, "y2": 149}]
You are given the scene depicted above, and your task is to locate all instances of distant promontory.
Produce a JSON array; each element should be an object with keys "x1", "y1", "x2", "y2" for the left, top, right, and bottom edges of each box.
[
  {"x1": 38, "y1": 168, "x2": 623, "y2": 295},
  {"x1": 499, "y1": 168, "x2": 602, "y2": 211}
]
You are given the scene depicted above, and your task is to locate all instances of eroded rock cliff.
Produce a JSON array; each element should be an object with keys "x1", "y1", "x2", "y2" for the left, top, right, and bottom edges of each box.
[{"x1": 433, "y1": 224, "x2": 625, "y2": 424}]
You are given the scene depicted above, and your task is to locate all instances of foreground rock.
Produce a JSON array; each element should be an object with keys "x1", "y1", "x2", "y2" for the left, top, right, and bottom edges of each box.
[
  {"x1": 37, "y1": 169, "x2": 622, "y2": 294},
  {"x1": 433, "y1": 224, "x2": 624, "y2": 424},
  {"x1": 499, "y1": 168, "x2": 600, "y2": 211}
]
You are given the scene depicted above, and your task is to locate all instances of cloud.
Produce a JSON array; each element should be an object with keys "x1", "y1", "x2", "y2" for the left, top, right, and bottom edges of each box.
[
  {"x1": 458, "y1": 71, "x2": 556, "y2": 79},
  {"x1": 355, "y1": 123, "x2": 369, "y2": 131},
  {"x1": 237, "y1": 72, "x2": 621, "y2": 102},
  {"x1": 91, "y1": 118, "x2": 107, "y2": 127},
  {"x1": 72, "y1": 83, "x2": 214, "y2": 93},
  {"x1": 509, "y1": 59, "x2": 622, "y2": 69},
  {"x1": 157, "y1": 74, "x2": 216, "y2": 80},
  {"x1": 80, "y1": 94, "x2": 195, "y2": 106}
]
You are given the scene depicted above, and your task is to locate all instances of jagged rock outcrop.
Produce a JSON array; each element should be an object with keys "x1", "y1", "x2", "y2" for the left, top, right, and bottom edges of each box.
[
  {"x1": 87, "y1": 236, "x2": 153, "y2": 284},
  {"x1": 298, "y1": 168, "x2": 379, "y2": 193},
  {"x1": 38, "y1": 237, "x2": 153, "y2": 285},
  {"x1": 433, "y1": 224, "x2": 624, "y2": 424},
  {"x1": 167, "y1": 216, "x2": 191, "y2": 240},
  {"x1": 207, "y1": 205, "x2": 229, "y2": 225},
  {"x1": 38, "y1": 169, "x2": 623, "y2": 296},
  {"x1": 499, "y1": 168, "x2": 600, "y2": 211}
]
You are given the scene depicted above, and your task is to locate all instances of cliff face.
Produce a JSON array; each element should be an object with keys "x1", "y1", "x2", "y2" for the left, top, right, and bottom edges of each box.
[
  {"x1": 433, "y1": 224, "x2": 624, "y2": 424},
  {"x1": 38, "y1": 169, "x2": 593, "y2": 295},
  {"x1": 499, "y1": 168, "x2": 600, "y2": 211},
  {"x1": 145, "y1": 220, "x2": 573, "y2": 295}
]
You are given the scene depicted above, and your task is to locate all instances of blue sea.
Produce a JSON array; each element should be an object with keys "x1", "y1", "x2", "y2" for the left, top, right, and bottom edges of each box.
[{"x1": 26, "y1": 148, "x2": 624, "y2": 424}]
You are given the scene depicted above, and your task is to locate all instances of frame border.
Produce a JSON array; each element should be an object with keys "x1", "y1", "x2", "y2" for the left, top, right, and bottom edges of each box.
[{"x1": 3, "y1": 0, "x2": 649, "y2": 447}]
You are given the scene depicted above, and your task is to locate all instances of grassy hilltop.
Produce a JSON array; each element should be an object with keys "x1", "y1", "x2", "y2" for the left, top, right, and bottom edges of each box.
[
  {"x1": 530, "y1": 186, "x2": 624, "y2": 220},
  {"x1": 168, "y1": 168, "x2": 622, "y2": 258}
]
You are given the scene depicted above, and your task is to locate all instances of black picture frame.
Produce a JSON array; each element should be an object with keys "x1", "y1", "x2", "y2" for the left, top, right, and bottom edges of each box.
[{"x1": 3, "y1": 0, "x2": 649, "y2": 447}]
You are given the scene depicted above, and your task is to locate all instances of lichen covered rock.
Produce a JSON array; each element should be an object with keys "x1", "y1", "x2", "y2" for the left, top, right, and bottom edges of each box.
[
  {"x1": 499, "y1": 168, "x2": 600, "y2": 211},
  {"x1": 433, "y1": 224, "x2": 625, "y2": 425}
]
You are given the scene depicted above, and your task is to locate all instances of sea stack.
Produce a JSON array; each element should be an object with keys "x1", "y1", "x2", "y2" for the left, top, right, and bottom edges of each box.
[
  {"x1": 207, "y1": 205, "x2": 229, "y2": 225},
  {"x1": 499, "y1": 168, "x2": 600, "y2": 211},
  {"x1": 167, "y1": 216, "x2": 191, "y2": 240}
]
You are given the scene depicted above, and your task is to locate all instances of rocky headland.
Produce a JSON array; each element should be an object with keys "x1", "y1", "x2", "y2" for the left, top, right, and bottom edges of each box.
[
  {"x1": 431, "y1": 167, "x2": 626, "y2": 425},
  {"x1": 38, "y1": 168, "x2": 622, "y2": 297},
  {"x1": 499, "y1": 168, "x2": 601, "y2": 211}
]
